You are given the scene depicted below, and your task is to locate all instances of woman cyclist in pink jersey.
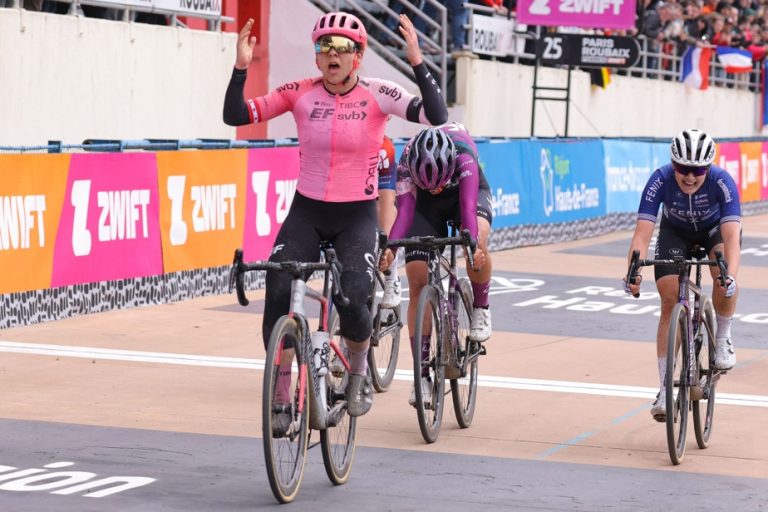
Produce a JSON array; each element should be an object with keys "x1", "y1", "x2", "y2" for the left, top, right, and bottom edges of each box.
[{"x1": 223, "y1": 12, "x2": 447, "y2": 419}]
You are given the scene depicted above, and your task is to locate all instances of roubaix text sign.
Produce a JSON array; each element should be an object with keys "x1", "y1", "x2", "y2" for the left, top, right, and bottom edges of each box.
[
  {"x1": 517, "y1": 0, "x2": 637, "y2": 29},
  {"x1": 536, "y1": 34, "x2": 641, "y2": 68}
]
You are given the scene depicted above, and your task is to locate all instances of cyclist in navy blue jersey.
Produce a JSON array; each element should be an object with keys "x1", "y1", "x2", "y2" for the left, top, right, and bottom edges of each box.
[{"x1": 624, "y1": 128, "x2": 741, "y2": 422}]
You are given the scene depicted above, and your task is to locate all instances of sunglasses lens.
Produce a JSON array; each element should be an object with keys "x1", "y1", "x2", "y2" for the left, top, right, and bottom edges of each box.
[
  {"x1": 315, "y1": 35, "x2": 357, "y2": 54},
  {"x1": 675, "y1": 164, "x2": 709, "y2": 176}
]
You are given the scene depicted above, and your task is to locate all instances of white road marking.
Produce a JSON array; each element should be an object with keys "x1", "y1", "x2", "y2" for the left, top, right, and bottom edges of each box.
[{"x1": 1, "y1": 341, "x2": 766, "y2": 408}]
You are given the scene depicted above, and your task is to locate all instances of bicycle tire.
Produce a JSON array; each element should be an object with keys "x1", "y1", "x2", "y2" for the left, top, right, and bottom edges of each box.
[
  {"x1": 368, "y1": 274, "x2": 401, "y2": 392},
  {"x1": 413, "y1": 285, "x2": 445, "y2": 443},
  {"x1": 693, "y1": 296, "x2": 717, "y2": 449},
  {"x1": 666, "y1": 303, "x2": 690, "y2": 465},
  {"x1": 320, "y1": 309, "x2": 357, "y2": 485},
  {"x1": 262, "y1": 315, "x2": 309, "y2": 503},
  {"x1": 451, "y1": 278, "x2": 478, "y2": 428}
]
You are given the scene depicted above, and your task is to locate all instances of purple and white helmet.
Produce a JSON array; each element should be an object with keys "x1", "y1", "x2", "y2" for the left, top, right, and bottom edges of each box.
[{"x1": 407, "y1": 127, "x2": 456, "y2": 191}]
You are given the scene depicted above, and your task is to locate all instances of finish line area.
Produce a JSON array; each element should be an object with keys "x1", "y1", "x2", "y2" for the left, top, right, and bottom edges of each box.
[{"x1": 0, "y1": 215, "x2": 766, "y2": 511}]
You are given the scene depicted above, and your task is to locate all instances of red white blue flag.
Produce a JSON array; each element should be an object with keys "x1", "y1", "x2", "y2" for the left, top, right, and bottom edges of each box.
[
  {"x1": 680, "y1": 46, "x2": 712, "y2": 90},
  {"x1": 715, "y1": 47, "x2": 753, "y2": 73}
]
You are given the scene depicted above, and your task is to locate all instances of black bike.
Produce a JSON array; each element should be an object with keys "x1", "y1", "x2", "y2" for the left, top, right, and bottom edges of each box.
[{"x1": 627, "y1": 247, "x2": 728, "y2": 465}]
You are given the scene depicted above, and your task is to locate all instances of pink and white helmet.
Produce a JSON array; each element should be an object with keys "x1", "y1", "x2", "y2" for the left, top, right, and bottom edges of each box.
[
  {"x1": 311, "y1": 12, "x2": 368, "y2": 49},
  {"x1": 407, "y1": 128, "x2": 457, "y2": 192}
]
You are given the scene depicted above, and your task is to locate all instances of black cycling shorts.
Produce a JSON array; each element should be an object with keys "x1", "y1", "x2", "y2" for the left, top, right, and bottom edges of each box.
[
  {"x1": 653, "y1": 215, "x2": 740, "y2": 280},
  {"x1": 404, "y1": 187, "x2": 493, "y2": 264}
]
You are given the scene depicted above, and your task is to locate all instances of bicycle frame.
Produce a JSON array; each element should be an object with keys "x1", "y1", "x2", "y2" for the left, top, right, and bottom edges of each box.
[
  {"x1": 628, "y1": 248, "x2": 728, "y2": 396},
  {"x1": 230, "y1": 248, "x2": 350, "y2": 431}
]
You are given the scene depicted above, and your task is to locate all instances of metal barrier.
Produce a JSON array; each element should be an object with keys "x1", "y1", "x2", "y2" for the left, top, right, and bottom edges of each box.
[
  {"x1": 3, "y1": 0, "x2": 235, "y2": 30},
  {"x1": 0, "y1": 138, "x2": 299, "y2": 154}
]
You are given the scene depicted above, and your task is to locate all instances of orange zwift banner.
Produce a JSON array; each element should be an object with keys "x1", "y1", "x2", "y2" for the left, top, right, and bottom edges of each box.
[
  {"x1": 156, "y1": 150, "x2": 248, "y2": 273},
  {"x1": 0, "y1": 154, "x2": 70, "y2": 294}
]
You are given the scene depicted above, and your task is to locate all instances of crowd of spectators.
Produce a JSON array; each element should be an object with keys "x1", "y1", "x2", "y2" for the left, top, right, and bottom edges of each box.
[{"x1": 633, "y1": 0, "x2": 768, "y2": 65}]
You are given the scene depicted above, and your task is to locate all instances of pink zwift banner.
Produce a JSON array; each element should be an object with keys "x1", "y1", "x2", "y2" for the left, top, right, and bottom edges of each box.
[
  {"x1": 516, "y1": 0, "x2": 636, "y2": 29},
  {"x1": 51, "y1": 153, "x2": 163, "y2": 287},
  {"x1": 242, "y1": 147, "x2": 300, "y2": 261}
]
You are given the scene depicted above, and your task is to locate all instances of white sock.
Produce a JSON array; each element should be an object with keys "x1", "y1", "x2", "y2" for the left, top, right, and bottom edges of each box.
[
  {"x1": 657, "y1": 357, "x2": 666, "y2": 389},
  {"x1": 716, "y1": 313, "x2": 732, "y2": 340}
]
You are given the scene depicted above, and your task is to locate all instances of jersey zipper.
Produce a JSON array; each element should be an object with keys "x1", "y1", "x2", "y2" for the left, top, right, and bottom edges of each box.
[
  {"x1": 688, "y1": 194, "x2": 698, "y2": 230},
  {"x1": 324, "y1": 93, "x2": 339, "y2": 201}
]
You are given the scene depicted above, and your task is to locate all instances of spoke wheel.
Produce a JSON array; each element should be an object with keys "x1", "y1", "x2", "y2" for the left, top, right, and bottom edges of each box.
[
  {"x1": 693, "y1": 297, "x2": 717, "y2": 449},
  {"x1": 262, "y1": 316, "x2": 309, "y2": 503},
  {"x1": 413, "y1": 285, "x2": 445, "y2": 444},
  {"x1": 368, "y1": 274, "x2": 401, "y2": 392},
  {"x1": 666, "y1": 303, "x2": 690, "y2": 465},
  {"x1": 451, "y1": 278, "x2": 478, "y2": 428},
  {"x1": 320, "y1": 310, "x2": 357, "y2": 485}
]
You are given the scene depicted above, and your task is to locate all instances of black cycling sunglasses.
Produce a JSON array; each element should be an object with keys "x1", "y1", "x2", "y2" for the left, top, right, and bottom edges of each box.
[{"x1": 673, "y1": 163, "x2": 709, "y2": 177}]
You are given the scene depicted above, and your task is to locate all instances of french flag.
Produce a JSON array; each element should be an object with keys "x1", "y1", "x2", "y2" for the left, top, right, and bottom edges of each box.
[
  {"x1": 715, "y1": 47, "x2": 753, "y2": 73},
  {"x1": 680, "y1": 46, "x2": 712, "y2": 90}
]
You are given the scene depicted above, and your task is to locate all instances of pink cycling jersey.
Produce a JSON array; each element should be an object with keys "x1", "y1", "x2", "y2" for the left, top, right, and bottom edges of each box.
[{"x1": 246, "y1": 77, "x2": 427, "y2": 202}]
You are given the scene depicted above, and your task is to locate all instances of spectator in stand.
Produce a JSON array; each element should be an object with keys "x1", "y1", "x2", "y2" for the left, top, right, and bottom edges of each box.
[
  {"x1": 710, "y1": 12, "x2": 732, "y2": 45},
  {"x1": 642, "y1": 1, "x2": 671, "y2": 74},
  {"x1": 702, "y1": 0, "x2": 719, "y2": 14},
  {"x1": 748, "y1": 24, "x2": 766, "y2": 60},
  {"x1": 472, "y1": 0, "x2": 510, "y2": 16}
]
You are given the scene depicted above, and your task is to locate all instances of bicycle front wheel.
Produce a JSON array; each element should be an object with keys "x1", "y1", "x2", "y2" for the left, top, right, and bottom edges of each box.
[
  {"x1": 368, "y1": 275, "x2": 401, "y2": 392},
  {"x1": 413, "y1": 285, "x2": 446, "y2": 444},
  {"x1": 666, "y1": 303, "x2": 690, "y2": 465},
  {"x1": 321, "y1": 309, "x2": 357, "y2": 485},
  {"x1": 693, "y1": 296, "x2": 717, "y2": 449},
  {"x1": 451, "y1": 278, "x2": 478, "y2": 428},
  {"x1": 262, "y1": 315, "x2": 309, "y2": 503}
]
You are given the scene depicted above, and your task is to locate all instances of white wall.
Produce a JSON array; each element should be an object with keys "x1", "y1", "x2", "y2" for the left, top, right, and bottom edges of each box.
[
  {"x1": 455, "y1": 55, "x2": 761, "y2": 139},
  {"x1": 2, "y1": 4, "x2": 762, "y2": 146},
  {"x1": 0, "y1": 8, "x2": 236, "y2": 146}
]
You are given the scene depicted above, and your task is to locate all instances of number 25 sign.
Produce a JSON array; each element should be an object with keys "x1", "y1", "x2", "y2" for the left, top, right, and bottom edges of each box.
[{"x1": 517, "y1": 0, "x2": 636, "y2": 30}]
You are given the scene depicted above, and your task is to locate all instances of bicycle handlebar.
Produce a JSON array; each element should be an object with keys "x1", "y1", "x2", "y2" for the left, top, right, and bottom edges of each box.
[
  {"x1": 228, "y1": 248, "x2": 350, "y2": 307},
  {"x1": 625, "y1": 249, "x2": 728, "y2": 299},
  {"x1": 386, "y1": 228, "x2": 478, "y2": 268}
]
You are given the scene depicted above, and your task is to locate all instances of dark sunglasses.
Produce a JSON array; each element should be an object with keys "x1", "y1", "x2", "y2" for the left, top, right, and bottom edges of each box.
[
  {"x1": 673, "y1": 163, "x2": 709, "y2": 177},
  {"x1": 314, "y1": 35, "x2": 358, "y2": 54}
]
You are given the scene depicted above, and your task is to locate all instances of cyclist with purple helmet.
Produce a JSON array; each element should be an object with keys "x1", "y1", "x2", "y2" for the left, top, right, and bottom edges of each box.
[
  {"x1": 381, "y1": 122, "x2": 493, "y2": 407},
  {"x1": 223, "y1": 12, "x2": 448, "y2": 420}
]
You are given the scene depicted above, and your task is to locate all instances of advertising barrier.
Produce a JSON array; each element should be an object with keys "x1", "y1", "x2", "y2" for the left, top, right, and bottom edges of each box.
[
  {"x1": 1, "y1": 138, "x2": 767, "y2": 298},
  {"x1": 156, "y1": 150, "x2": 247, "y2": 273},
  {"x1": 0, "y1": 154, "x2": 70, "y2": 294},
  {"x1": 52, "y1": 153, "x2": 163, "y2": 287}
]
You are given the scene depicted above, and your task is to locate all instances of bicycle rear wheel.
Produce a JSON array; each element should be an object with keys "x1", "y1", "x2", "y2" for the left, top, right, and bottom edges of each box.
[
  {"x1": 666, "y1": 303, "x2": 690, "y2": 465},
  {"x1": 321, "y1": 310, "x2": 357, "y2": 485},
  {"x1": 368, "y1": 274, "x2": 401, "y2": 392},
  {"x1": 413, "y1": 285, "x2": 445, "y2": 443},
  {"x1": 262, "y1": 315, "x2": 309, "y2": 503},
  {"x1": 693, "y1": 297, "x2": 717, "y2": 449},
  {"x1": 451, "y1": 278, "x2": 478, "y2": 428}
]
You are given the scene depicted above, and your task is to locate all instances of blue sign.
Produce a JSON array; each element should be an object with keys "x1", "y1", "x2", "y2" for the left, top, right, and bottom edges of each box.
[
  {"x1": 521, "y1": 140, "x2": 606, "y2": 224},
  {"x1": 475, "y1": 140, "x2": 528, "y2": 228}
]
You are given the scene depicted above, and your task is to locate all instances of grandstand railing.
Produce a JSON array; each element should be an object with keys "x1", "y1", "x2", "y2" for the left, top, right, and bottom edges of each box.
[{"x1": 3, "y1": 0, "x2": 234, "y2": 30}]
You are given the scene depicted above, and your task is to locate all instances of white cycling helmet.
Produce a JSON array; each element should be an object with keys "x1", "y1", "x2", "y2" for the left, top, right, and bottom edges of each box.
[{"x1": 670, "y1": 128, "x2": 716, "y2": 167}]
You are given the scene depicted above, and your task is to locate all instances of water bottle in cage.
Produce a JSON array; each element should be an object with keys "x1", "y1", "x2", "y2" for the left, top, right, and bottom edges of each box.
[{"x1": 311, "y1": 331, "x2": 330, "y2": 376}]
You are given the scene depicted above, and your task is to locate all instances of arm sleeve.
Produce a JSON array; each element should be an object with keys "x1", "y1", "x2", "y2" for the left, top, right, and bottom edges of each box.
[
  {"x1": 406, "y1": 62, "x2": 448, "y2": 125},
  {"x1": 715, "y1": 172, "x2": 742, "y2": 224},
  {"x1": 456, "y1": 153, "x2": 480, "y2": 240},
  {"x1": 223, "y1": 68, "x2": 252, "y2": 126},
  {"x1": 388, "y1": 191, "x2": 416, "y2": 241}
]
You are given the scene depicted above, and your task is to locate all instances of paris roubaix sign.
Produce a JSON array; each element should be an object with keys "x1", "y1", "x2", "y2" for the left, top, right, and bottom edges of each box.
[{"x1": 516, "y1": 0, "x2": 637, "y2": 30}]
